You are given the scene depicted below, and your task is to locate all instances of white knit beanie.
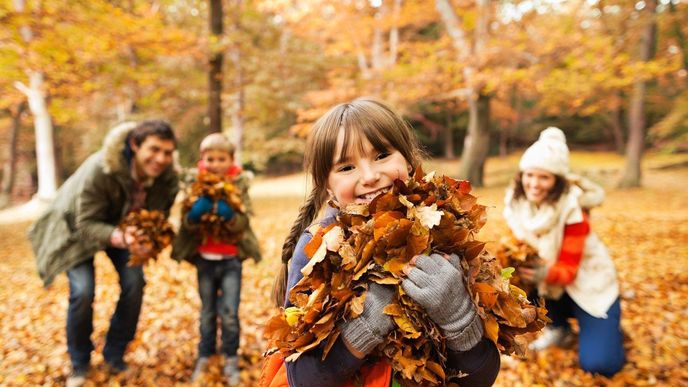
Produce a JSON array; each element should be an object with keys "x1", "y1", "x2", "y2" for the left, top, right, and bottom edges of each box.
[{"x1": 519, "y1": 127, "x2": 569, "y2": 176}]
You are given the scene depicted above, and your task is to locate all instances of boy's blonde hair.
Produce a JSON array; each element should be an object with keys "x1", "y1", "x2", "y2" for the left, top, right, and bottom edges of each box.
[
  {"x1": 200, "y1": 133, "x2": 236, "y2": 157},
  {"x1": 272, "y1": 97, "x2": 424, "y2": 307}
]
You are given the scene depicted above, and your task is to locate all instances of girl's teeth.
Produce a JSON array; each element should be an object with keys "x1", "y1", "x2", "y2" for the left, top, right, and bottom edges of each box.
[{"x1": 361, "y1": 187, "x2": 389, "y2": 200}]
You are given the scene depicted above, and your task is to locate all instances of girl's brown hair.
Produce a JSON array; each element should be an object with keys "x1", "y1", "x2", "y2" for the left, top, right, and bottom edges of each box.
[
  {"x1": 511, "y1": 171, "x2": 569, "y2": 205},
  {"x1": 271, "y1": 98, "x2": 424, "y2": 307}
]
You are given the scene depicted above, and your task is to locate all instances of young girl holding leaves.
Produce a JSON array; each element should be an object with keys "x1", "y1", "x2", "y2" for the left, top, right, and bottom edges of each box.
[
  {"x1": 265, "y1": 98, "x2": 500, "y2": 386},
  {"x1": 503, "y1": 127, "x2": 625, "y2": 377}
]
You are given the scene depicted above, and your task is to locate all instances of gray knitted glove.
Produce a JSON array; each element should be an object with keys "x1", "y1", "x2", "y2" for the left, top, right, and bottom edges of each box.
[
  {"x1": 340, "y1": 283, "x2": 395, "y2": 354},
  {"x1": 402, "y1": 253, "x2": 484, "y2": 351}
]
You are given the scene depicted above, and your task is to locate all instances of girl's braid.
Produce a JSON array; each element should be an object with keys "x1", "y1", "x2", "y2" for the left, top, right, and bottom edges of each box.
[{"x1": 271, "y1": 188, "x2": 327, "y2": 307}]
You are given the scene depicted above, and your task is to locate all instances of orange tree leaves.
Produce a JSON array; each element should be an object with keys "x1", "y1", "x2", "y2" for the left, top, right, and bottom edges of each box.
[
  {"x1": 119, "y1": 209, "x2": 175, "y2": 267},
  {"x1": 264, "y1": 168, "x2": 548, "y2": 386},
  {"x1": 181, "y1": 172, "x2": 245, "y2": 244}
]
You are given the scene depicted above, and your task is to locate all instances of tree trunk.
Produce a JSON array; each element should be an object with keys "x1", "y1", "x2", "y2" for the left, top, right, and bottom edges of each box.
[
  {"x1": 435, "y1": 0, "x2": 491, "y2": 186},
  {"x1": 371, "y1": 0, "x2": 386, "y2": 70},
  {"x1": 228, "y1": 0, "x2": 244, "y2": 165},
  {"x1": 610, "y1": 102, "x2": 625, "y2": 154},
  {"x1": 444, "y1": 129, "x2": 455, "y2": 158},
  {"x1": 669, "y1": 1, "x2": 688, "y2": 72},
  {"x1": 0, "y1": 103, "x2": 25, "y2": 208},
  {"x1": 499, "y1": 128, "x2": 508, "y2": 158},
  {"x1": 459, "y1": 94, "x2": 490, "y2": 185},
  {"x1": 13, "y1": 0, "x2": 57, "y2": 200},
  {"x1": 14, "y1": 72, "x2": 58, "y2": 200},
  {"x1": 208, "y1": 0, "x2": 224, "y2": 133},
  {"x1": 355, "y1": 40, "x2": 371, "y2": 79},
  {"x1": 387, "y1": 0, "x2": 401, "y2": 66},
  {"x1": 619, "y1": 0, "x2": 657, "y2": 188}
]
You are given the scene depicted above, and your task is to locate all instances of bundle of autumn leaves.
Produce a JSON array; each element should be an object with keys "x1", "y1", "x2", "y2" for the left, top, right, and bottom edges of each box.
[
  {"x1": 264, "y1": 168, "x2": 549, "y2": 386},
  {"x1": 181, "y1": 172, "x2": 245, "y2": 244},
  {"x1": 492, "y1": 236, "x2": 544, "y2": 296},
  {"x1": 119, "y1": 209, "x2": 175, "y2": 266},
  {"x1": 118, "y1": 172, "x2": 244, "y2": 266}
]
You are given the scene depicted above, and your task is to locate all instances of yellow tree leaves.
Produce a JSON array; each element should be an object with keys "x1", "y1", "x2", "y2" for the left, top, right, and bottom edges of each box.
[{"x1": 264, "y1": 168, "x2": 547, "y2": 385}]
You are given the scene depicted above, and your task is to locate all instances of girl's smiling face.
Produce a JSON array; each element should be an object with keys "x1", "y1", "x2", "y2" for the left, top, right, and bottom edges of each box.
[
  {"x1": 521, "y1": 168, "x2": 557, "y2": 205},
  {"x1": 327, "y1": 128, "x2": 411, "y2": 206}
]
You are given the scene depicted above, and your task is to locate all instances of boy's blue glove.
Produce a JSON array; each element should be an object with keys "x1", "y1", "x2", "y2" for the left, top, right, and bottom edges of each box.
[
  {"x1": 216, "y1": 199, "x2": 235, "y2": 220},
  {"x1": 187, "y1": 196, "x2": 213, "y2": 223}
]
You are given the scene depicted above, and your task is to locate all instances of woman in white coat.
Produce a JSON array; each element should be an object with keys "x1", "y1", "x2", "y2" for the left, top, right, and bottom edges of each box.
[{"x1": 503, "y1": 127, "x2": 625, "y2": 377}]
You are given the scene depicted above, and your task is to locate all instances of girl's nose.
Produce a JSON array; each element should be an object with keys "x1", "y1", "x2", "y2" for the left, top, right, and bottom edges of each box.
[{"x1": 360, "y1": 164, "x2": 380, "y2": 185}]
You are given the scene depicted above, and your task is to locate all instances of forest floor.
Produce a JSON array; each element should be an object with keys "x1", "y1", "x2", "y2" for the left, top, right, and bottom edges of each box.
[{"x1": 1, "y1": 151, "x2": 687, "y2": 386}]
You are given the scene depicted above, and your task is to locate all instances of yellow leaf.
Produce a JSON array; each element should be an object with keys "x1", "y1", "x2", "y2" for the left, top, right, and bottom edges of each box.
[
  {"x1": 284, "y1": 307, "x2": 305, "y2": 327},
  {"x1": 393, "y1": 315, "x2": 421, "y2": 339}
]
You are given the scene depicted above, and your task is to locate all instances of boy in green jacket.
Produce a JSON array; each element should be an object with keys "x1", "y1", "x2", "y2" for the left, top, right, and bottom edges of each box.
[{"x1": 171, "y1": 133, "x2": 261, "y2": 385}]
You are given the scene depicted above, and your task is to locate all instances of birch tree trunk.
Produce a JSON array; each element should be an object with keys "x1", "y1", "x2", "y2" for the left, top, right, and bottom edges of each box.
[
  {"x1": 387, "y1": 0, "x2": 401, "y2": 66},
  {"x1": 14, "y1": 73, "x2": 57, "y2": 200},
  {"x1": 13, "y1": 0, "x2": 57, "y2": 200}
]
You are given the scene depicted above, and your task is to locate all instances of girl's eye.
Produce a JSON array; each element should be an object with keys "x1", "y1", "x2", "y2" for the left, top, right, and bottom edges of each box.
[
  {"x1": 376, "y1": 152, "x2": 390, "y2": 160},
  {"x1": 337, "y1": 164, "x2": 354, "y2": 172}
]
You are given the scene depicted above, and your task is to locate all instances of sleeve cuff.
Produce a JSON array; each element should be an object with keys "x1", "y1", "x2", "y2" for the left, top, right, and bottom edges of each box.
[
  {"x1": 340, "y1": 318, "x2": 384, "y2": 355},
  {"x1": 446, "y1": 313, "x2": 485, "y2": 352}
]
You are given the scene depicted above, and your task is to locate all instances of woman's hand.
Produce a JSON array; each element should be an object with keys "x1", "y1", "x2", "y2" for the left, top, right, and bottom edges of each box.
[{"x1": 517, "y1": 265, "x2": 547, "y2": 285}]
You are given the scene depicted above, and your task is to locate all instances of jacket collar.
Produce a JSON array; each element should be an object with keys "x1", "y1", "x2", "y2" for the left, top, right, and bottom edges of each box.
[{"x1": 102, "y1": 122, "x2": 137, "y2": 175}]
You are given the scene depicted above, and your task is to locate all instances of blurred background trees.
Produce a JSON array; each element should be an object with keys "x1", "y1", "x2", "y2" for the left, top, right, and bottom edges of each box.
[{"x1": 1, "y1": 0, "x2": 686, "y2": 204}]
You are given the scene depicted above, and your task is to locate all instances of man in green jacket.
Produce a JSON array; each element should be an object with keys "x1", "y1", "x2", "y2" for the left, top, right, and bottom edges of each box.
[{"x1": 28, "y1": 120, "x2": 179, "y2": 386}]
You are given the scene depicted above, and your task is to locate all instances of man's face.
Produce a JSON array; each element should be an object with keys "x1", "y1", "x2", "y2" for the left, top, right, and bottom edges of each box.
[{"x1": 131, "y1": 135, "x2": 175, "y2": 179}]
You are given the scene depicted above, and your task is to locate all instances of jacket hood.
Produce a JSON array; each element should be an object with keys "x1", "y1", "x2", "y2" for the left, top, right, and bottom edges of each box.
[
  {"x1": 102, "y1": 121, "x2": 137, "y2": 174},
  {"x1": 101, "y1": 121, "x2": 181, "y2": 175}
]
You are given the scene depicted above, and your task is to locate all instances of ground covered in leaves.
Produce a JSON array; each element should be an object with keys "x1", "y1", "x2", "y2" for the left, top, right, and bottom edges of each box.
[{"x1": 1, "y1": 152, "x2": 687, "y2": 386}]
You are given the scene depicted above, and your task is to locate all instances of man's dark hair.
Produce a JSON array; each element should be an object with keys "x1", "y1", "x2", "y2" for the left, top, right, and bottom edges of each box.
[
  {"x1": 512, "y1": 171, "x2": 569, "y2": 204},
  {"x1": 129, "y1": 120, "x2": 176, "y2": 146}
]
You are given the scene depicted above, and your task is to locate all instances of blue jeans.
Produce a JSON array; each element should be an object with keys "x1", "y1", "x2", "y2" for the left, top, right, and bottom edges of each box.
[
  {"x1": 196, "y1": 257, "x2": 242, "y2": 357},
  {"x1": 66, "y1": 247, "x2": 145, "y2": 367},
  {"x1": 546, "y1": 292, "x2": 625, "y2": 377}
]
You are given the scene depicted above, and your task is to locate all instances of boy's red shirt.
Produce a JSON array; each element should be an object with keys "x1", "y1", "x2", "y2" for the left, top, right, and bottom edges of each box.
[{"x1": 197, "y1": 161, "x2": 242, "y2": 257}]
